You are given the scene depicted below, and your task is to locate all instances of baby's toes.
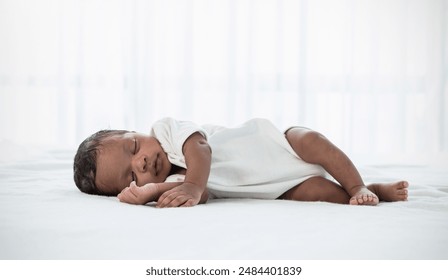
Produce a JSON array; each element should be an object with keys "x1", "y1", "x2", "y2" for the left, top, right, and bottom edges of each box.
[
  {"x1": 363, "y1": 194, "x2": 371, "y2": 202},
  {"x1": 364, "y1": 194, "x2": 378, "y2": 205},
  {"x1": 350, "y1": 197, "x2": 359, "y2": 205},
  {"x1": 397, "y1": 189, "x2": 407, "y2": 195}
]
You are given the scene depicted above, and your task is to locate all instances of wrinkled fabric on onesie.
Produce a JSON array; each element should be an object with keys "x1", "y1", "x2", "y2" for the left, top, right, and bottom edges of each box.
[{"x1": 151, "y1": 117, "x2": 325, "y2": 199}]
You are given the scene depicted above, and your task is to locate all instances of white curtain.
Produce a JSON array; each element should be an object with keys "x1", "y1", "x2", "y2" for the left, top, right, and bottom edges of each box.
[{"x1": 1, "y1": 0, "x2": 447, "y2": 164}]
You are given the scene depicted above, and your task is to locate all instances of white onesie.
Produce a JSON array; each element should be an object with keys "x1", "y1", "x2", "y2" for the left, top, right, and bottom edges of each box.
[{"x1": 150, "y1": 117, "x2": 325, "y2": 199}]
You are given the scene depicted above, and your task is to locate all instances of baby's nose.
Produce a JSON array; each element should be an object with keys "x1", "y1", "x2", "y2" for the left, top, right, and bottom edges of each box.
[
  {"x1": 133, "y1": 155, "x2": 147, "y2": 173},
  {"x1": 139, "y1": 156, "x2": 147, "y2": 172}
]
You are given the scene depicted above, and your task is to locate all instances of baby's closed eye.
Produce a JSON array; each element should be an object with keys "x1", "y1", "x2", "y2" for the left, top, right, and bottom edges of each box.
[{"x1": 133, "y1": 138, "x2": 137, "y2": 154}]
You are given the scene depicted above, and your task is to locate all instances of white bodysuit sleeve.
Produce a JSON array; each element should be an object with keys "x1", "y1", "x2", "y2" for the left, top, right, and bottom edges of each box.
[{"x1": 150, "y1": 117, "x2": 208, "y2": 168}]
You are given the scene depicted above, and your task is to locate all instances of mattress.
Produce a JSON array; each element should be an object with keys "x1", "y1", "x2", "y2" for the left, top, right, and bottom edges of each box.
[{"x1": 0, "y1": 144, "x2": 447, "y2": 260}]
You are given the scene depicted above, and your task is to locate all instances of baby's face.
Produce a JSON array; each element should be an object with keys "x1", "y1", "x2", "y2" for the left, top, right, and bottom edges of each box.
[{"x1": 95, "y1": 132, "x2": 172, "y2": 195}]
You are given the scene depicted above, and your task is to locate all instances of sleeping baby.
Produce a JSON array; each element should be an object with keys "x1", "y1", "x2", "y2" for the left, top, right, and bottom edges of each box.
[{"x1": 73, "y1": 118, "x2": 408, "y2": 207}]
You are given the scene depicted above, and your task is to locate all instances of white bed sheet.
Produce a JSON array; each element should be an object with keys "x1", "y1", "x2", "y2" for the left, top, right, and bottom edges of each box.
[{"x1": 1, "y1": 146, "x2": 447, "y2": 260}]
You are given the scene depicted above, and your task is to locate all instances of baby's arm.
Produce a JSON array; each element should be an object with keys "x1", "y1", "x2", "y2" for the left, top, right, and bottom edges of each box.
[
  {"x1": 157, "y1": 132, "x2": 211, "y2": 208},
  {"x1": 118, "y1": 181, "x2": 183, "y2": 205}
]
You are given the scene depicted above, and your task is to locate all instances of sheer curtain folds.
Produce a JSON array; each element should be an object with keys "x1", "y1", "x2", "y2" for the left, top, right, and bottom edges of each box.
[{"x1": 1, "y1": 0, "x2": 447, "y2": 164}]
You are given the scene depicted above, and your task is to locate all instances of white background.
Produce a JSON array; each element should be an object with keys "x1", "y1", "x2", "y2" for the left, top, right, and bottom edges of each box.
[{"x1": 1, "y1": 0, "x2": 447, "y2": 165}]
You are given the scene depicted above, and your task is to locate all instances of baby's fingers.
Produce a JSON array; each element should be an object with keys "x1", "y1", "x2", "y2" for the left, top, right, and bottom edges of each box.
[
  {"x1": 180, "y1": 199, "x2": 196, "y2": 207},
  {"x1": 117, "y1": 186, "x2": 129, "y2": 200},
  {"x1": 118, "y1": 182, "x2": 137, "y2": 200},
  {"x1": 157, "y1": 191, "x2": 187, "y2": 208},
  {"x1": 157, "y1": 189, "x2": 174, "y2": 206},
  {"x1": 118, "y1": 186, "x2": 139, "y2": 204}
]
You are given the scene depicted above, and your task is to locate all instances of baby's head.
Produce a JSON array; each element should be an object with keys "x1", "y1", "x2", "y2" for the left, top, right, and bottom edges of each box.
[
  {"x1": 73, "y1": 130, "x2": 172, "y2": 196},
  {"x1": 73, "y1": 130, "x2": 128, "y2": 196}
]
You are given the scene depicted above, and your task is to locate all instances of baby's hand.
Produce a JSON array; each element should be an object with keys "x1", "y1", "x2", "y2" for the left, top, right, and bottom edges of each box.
[
  {"x1": 117, "y1": 181, "x2": 159, "y2": 205},
  {"x1": 157, "y1": 182, "x2": 203, "y2": 208}
]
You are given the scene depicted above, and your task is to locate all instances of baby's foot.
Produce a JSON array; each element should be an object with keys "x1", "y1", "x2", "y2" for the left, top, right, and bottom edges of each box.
[
  {"x1": 349, "y1": 188, "x2": 379, "y2": 206},
  {"x1": 367, "y1": 181, "x2": 409, "y2": 202}
]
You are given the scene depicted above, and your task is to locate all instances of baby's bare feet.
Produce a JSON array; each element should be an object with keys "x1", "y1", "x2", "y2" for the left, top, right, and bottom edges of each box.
[
  {"x1": 349, "y1": 188, "x2": 379, "y2": 206},
  {"x1": 367, "y1": 181, "x2": 409, "y2": 202}
]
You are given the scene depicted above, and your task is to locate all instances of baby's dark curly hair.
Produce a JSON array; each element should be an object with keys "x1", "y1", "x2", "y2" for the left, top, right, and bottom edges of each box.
[{"x1": 73, "y1": 129, "x2": 128, "y2": 196}]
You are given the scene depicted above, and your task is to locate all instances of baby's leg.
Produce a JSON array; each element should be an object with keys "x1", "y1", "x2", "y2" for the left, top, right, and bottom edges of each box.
[
  {"x1": 280, "y1": 176, "x2": 350, "y2": 204},
  {"x1": 365, "y1": 181, "x2": 409, "y2": 203},
  {"x1": 280, "y1": 176, "x2": 409, "y2": 204},
  {"x1": 286, "y1": 127, "x2": 387, "y2": 206}
]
